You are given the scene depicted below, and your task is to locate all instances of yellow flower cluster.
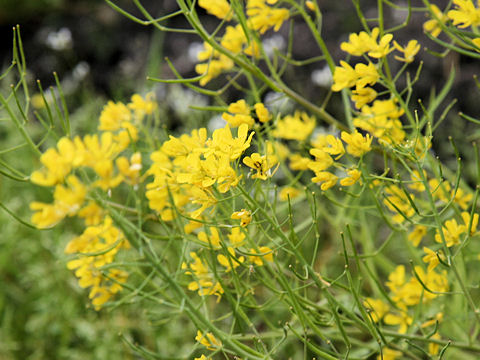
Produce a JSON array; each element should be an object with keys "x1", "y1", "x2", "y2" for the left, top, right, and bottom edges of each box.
[
  {"x1": 196, "y1": 0, "x2": 290, "y2": 85},
  {"x1": 307, "y1": 131, "x2": 371, "y2": 190},
  {"x1": 29, "y1": 93, "x2": 156, "y2": 309},
  {"x1": 222, "y1": 99, "x2": 271, "y2": 127},
  {"x1": 332, "y1": 27, "x2": 421, "y2": 146},
  {"x1": 146, "y1": 124, "x2": 253, "y2": 220},
  {"x1": 365, "y1": 264, "x2": 447, "y2": 335}
]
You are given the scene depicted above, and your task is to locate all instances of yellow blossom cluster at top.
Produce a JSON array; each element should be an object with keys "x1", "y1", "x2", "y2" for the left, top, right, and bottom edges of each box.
[
  {"x1": 196, "y1": 0, "x2": 290, "y2": 85},
  {"x1": 331, "y1": 27, "x2": 421, "y2": 147}
]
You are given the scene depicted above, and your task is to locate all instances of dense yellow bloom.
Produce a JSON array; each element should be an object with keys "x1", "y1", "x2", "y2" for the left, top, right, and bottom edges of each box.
[
  {"x1": 243, "y1": 152, "x2": 278, "y2": 180},
  {"x1": 351, "y1": 86, "x2": 377, "y2": 109},
  {"x1": 31, "y1": 136, "x2": 84, "y2": 186},
  {"x1": 207, "y1": 124, "x2": 254, "y2": 160},
  {"x1": 231, "y1": 209, "x2": 252, "y2": 227},
  {"x1": 198, "y1": 0, "x2": 231, "y2": 20},
  {"x1": 353, "y1": 99, "x2": 405, "y2": 145},
  {"x1": 65, "y1": 216, "x2": 129, "y2": 310},
  {"x1": 447, "y1": 0, "x2": 480, "y2": 28},
  {"x1": 222, "y1": 99, "x2": 255, "y2": 127},
  {"x1": 31, "y1": 175, "x2": 87, "y2": 228},
  {"x1": 273, "y1": 111, "x2": 316, "y2": 141},
  {"x1": 340, "y1": 131, "x2": 372, "y2": 157},
  {"x1": 424, "y1": 5, "x2": 447, "y2": 37},
  {"x1": 393, "y1": 40, "x2": 421, "y2": 63},
  {"x1": 99, "y1": 101, "x2": 131, "y2": 131},
  {"x1": 341, "y1": 27, "x2": 393, "y2": 58},
  {"x1": 319, "y1": 134, "x2": 345, "y2": 160},
  {"x1": 247, "y1": 0, "x2": 290, "y2": 34},
  {"x1": 331, "y1": 61, "x2": 379, "y2": 92},
  {"x1": 78, "y1": 201, "x2": 104, "y2": 226},
  {"x1": 195, "y1": 331, "x2": 222, "y2": 350},
  {"x1": 128, "y1": 93, "x2": 157, "y2": 119}
]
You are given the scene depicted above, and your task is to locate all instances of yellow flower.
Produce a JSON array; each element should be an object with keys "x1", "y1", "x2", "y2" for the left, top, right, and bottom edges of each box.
[
  {"x1": 422, "y1": 247, "x2": 443, "y2": 272},
  {"x1": 429, "y1": 333, "x2": 441, "y2": 355},
  {"x1": 30, "y1": 136, "x2": 84, "y2": 186},
  {"x1": 408, "y1": 225, "x2": 427, "y2": 247},
  {"x1": 331, "y1": 61, "x2": 357, "y2": 91},
  {"x1": 408, "y1": 170, "x2": 426, "y2": 192},
  {"x1": 254, "y1": 102, "x2": 271, "y2": 123},
  {"x1": 321, "y1": 135, "x2": 345, "y2": 160},
  {"x1": 116, "y1": 152, "x2": 142, "y2": 185},
  {"x1": 447, "y1": 0, "x2": 480, "y2": 28},
  {"x1": 231, "y1": 209, "x2": 252, "y2": 227},
  {"x1": 198, "y1": 0, "x2": 231, "y2": 20},
  {"x1": 311, "y1": 171, "x2": 338, "y2": 190},
  {"x1": 384, "y1": 311, "x2": 413, "y2": 334},
  {"x1": 393, "y1": 40, "x2": 421, "y2": 63},
  {"x1": 198, "y1": 227, "x2": 222, "y2": 248},
  {"x1": 363, "y1": 297, "x2": 390, "y2": 322},
  {"x1": 340, "y1": 168, "x2": 361, "y2": 186},
  {"x1": 341, "y1": 27, "x2": 393, "y2": 59},
  {"x1": 217, "y1": 247, "x2": 244, "y2": 272},
  {"x1": 228, "y1": 227, "x2": 246, "y2": 247},
  {"x1": 249, "y1": 246, "x2": 274, "y2": 266},
  {"x1": 279, "y1": 186, "x2": 302, "y2": 201},
  {"x1": 195, "y1": 331, "x2": 222, "y2": 350},
  {"x1": 98, "y1": 101, "x2": 132, "y2": 131},
  {"x1": 332, "y1": 61, "x2": 379, "y2": 92},
  {"x1": 195, "y1": 55, "x2": 234, "y2": 86},
  {"x1": 222, "y1": 99, "x2": 255, "y2": 127},
  {"x1": 247, "y1": 0, "x2": 290, "y2": 34},
  {"x1": 377, "y1": 347, "x2": 403, "y2": 360},
  {"x1": 308, "y1": 149, "x2": 333, "y2": 171},
  {"x1": 435, "y1": 218, "x2": 466, "y2": 247},
  {"x1": 461, "y1": 211, "x2": 479, "y2": 235},
  {"x1": 289, "y1": 153, "x2": 312, "y2": 171},
  {"x1": 424, "y1": 5, "x2": 447, "y2": 37},
  {"x1": 273, "y1": 111, "x2": 316, "y2": 141},
  {"x1": 351, "y1": 86, "x2": 377, "y2": 109},
  {"x1": 353, "y1": 99, "x2": 405, "y2": 145},
  {"x1": 243, "y1": 152, "x2": 278, "y2": 180},
  {"x1": 341, "y1": 131, "x2": 372, "y2": 157},
  {"x1": 128, "y1": 93, "x2": 157, "y2": 119}
]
